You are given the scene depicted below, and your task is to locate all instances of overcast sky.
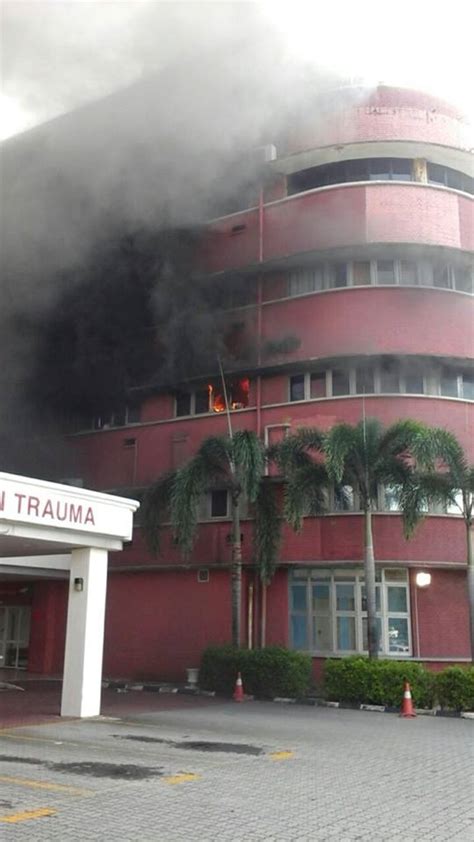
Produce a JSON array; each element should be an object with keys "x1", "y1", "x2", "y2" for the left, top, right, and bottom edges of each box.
[{"x1": 1, "y1": 0, "x2": 473, "y2": 141}]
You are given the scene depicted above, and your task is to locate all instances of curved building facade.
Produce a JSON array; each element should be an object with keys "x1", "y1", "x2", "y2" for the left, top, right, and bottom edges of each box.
[{"x1": 7, "y1": 87, "x2": 472, "y2": 681}]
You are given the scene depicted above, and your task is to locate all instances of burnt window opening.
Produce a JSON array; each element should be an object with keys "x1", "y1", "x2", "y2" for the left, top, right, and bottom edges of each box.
[
  {"x1": 210, "y1": 489, "x2": 229, "y2": 518},
  {"x1": 90, "y1": 405, "x2": 141, "y2": 431},
  {"x1": 174, "y1": 378, "x2": 250, "y2": 417}
]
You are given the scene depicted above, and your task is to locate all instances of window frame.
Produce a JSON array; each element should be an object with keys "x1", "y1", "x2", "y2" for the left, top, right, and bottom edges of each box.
[{"x1": 289, "y1": 568, "x2": 412, "y2": 657}]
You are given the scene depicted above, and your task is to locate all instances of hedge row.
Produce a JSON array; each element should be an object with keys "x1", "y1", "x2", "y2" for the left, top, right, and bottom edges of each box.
[
  {"x1": 324, "y1": 658, "x2": 474, "y2": 711},
  {"x1": 199, "y1": 645, "x2": 312, "y2": 699}
]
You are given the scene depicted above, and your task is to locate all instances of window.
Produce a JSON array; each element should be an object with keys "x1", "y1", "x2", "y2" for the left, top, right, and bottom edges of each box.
[
  {"x1": 352, "y1": 261, "x2": 372, "y2": 286},
  {"x1": 462, "y1": 373, "x2": 474, "y2": 400},
  {"x1": 210, "y1": 489, "x2": 228, "y2": 518},
  {"x1": 433, "y1": 264, "x2": 452, "y2": 289},
  {"x1": 289, "y1": 374, "x2": 305, "y2": 402},
  {"x1": 399, "y1": 261, "x2": 418, "y2": 285},
  {"x1": 453, "y1": 266, "x2": 473, "y2": 293},
  {"x1": 290, "y1": 568, "x2": 410, "y2": 655},
  {"x1": 355, "y1": 365, "x2": 375, "y2": 394},
  {"x1": 91, "y1": 405, "x2": 141, "y2": 430},
  {"x1": 329, "y1": 263, "x2": 348, "y2": 288},
  {"x1": 376, "y1": 260, "x2": 396, "y2": 285},
  {"x1": 288, "y1": 266, "x2": 324, "y2": 296},
  {"x1": 427, "y1": 162, "x2": 473, "y2": 194},
  {"x1": 310, "y1": 372, "x2": 326, "y2": 398},
  {"x1": 380, "y1": 362, "x2": 400, "y2": 393},
  {"x1": 403, "y1": 374, "x2": 424, "y2": 394},
  {"x1": 440, "y1": 372, "x2": 459, "y2": 398},
  {"x1": 176, "y1": 392, "x2": 192, "y2": 417},
  {"x1": 175, "y1": 379, "x2": 250, "y2": 417},
  {"x1": 195, "y1": 389, "x2": 211, "y2": 414},
  {"x1": 332, "y1": 369, "x2": 350, "y2": 396}
]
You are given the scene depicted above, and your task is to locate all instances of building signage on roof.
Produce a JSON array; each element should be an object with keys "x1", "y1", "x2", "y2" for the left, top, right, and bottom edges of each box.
[{"x1": 0, "y1": 473, "x2": 138, "y2": 541}]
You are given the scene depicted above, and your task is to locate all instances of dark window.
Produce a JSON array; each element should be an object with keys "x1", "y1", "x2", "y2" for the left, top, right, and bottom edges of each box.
[
  {"x1": 440, "y1": 373, "x2": 459, "y2": 398},
  {"x1": 290, "y1": 374, "x2": 305, "y2": 402},
  {"x1": 114, "y1": 409, "x2": 126, "y2": 427},
  {"x1": 391, "y1": 159, "x2": 412, "y2": 181},
  {"x1": 376, "y1": 260, "x2": 396, "y2": 285},
  {"x1": 355, "y1": 366, "x2": 375, "y2": 394},
  {"x1": 127, "y1": 405, "x2": 141, "y2": 424},
  {"x1": 369, "y1": 158, "x2": 391, "y2": 181},
  {"x1": 404, "y1": 375, "x2": 424, "y2": 394},
  {"x1": 332, "y1": 370, "x2": 350, "y2": 396},
  {"x1": 446, "y1": 168, "x2": 465, "y2": 191},
  {"x1": 211, "y1": 489, "x2": 228, "y2": 517},
  {"x1": 331, "y1": 263, "x2": 348, "y2": 288},
  {"x1": 176, "y1": 392, "x2": 192, "y2": 417},
  {"x1": 310, "y1": 372, "x2": 326, "y2": 398},
  {"x1": 427, "y1": 162, "x2": 446, "y2": 185},
  {"x1": 345, "y1": 160, "x2": 369, "y2": 181},
  {"x1": 195, "y1": 389, "x2": 210, "y2": 414},
  {"x1": 380, "y1": 364, "x2": 400, "y2": 393}
]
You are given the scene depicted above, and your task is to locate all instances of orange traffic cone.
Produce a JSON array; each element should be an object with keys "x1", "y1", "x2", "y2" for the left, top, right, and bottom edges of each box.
[
  {"x1": 233, "y1": 672, "x2": 244, "y2": 702},
  {"x1": 400, "y1": 681, "x2": 417, "y2": 718}
]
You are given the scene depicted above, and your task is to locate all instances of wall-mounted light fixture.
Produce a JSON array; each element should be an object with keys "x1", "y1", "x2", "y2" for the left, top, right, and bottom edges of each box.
[
  {"x1": 416, "y1": 571, "x2": 431, "y2": 588},
  {"x1": 74, "y1": 577, "x2": 84, "y2": 592}
]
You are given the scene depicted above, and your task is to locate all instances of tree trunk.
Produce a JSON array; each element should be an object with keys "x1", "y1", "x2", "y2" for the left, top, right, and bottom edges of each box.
[
  {"x1": 231, "y1": 493, "x2": 242, "y2": 647},
  {"x1": 260, "y1": 583, "x2": 267, "y2": 648},
  {"x1": 364, "y1": 508, "x2": 379, "y2": 659},
  {"x1": 467, "y1": 523, "x2": 474, "y2": 665}
]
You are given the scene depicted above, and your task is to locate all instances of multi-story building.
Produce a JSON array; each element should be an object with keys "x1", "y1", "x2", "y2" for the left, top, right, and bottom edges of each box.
[{"x1": 3, "y1": 86, "x2": 473, "y2": 682}]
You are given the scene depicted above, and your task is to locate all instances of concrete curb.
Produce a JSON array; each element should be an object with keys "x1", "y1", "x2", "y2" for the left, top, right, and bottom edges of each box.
[
  {"x1": 270, "y1": 696, "x2": 474, "y2": 718},
  {"x1": 101, "y1": 681, "x2": 472, "y2": 718}
]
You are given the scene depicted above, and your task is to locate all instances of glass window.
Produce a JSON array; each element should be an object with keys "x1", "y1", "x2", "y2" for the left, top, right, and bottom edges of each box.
[
  {"x1": 195, "y1": 389, "x2": 210, "y2": 414},
  {"x1": 312, "y1": 584, "x2": 330, "y2": 613},
  {"x1": 355, "y1": 366, "x2": 375, "y2": 394},
  {"x1": 382, "y1": 485, "x2": 400, "y2": 512},
  {"x1": 404, "y1": 374, "x2": 424, "y2": 394},
  {"x1": 332, "y1": 369, "x2": 350, "y2": 396},
  {"x1": 313, "y1": 616, "x2": 331, "y2": 651},
  {"x1": 362, "y1": 616, "x2": 383, "y2": 651},
  {"x1": 292, "y1": 584, "x2": 307, "y2": 612},
  {"x1": 400, "y1": 261, "x2": 418, "y2": 285},
  {"x1": 345, "y1": 159, "x2": 369, "y2": 181},
  {"x1": 336, "y1": 583, "x2": 355, "y2": 611},
  {"x1": 334, "y1": 485, "x2": 355, "y2": 512},
  {"x1": 453, "y1": 267, "x2": 473, "y2": 293},
  {"x1": 369, "y1": 158, "x2": 391, "y2": 180},
  {"x1": 433, "y1": 264, "x2": 451, "y2": 289},
  {"x1": 447, "y1": 490, "x2": 464, "y2": 514},
  {"x1": 290, "y1": 374, "x2": 305, "y2": 402},
  {"x1": 388, "y1": 618, "x2": 410, "y2": 653},
  {"x1": 427, "y1": 162, "x2": 446, "y2": 185},
  {"x1": 376, "y1": 260, "x2": 396, "y2": 285},
  {"x1": 291, "y1": 615, "x2": 308, "y2": 649},
  {"x1": 388, "y1": 586, "x2": 408, "y2": 613},
  {"x1": 310, "y1": 372, "x2": 326, "y2": 398},
  {"x1": 380, "y1": 364, "x2": 400, "y2": 393},
  {"x1": 127, "y1": 405, "x2": 141, "y2": 424},
  {"x1": 440, "y1": 373, "x2": 459, "y2": 398},
  {"x1": 330, "y1": 263, "x2": 348, "y2": 288},
  {"x1": 462, "y1": 373, "x2": 474, "y2": 400},
  {"x1": 337, "y1": 616, "x2": 356, "y2": 650},
  {"x1": 176, "y1": 392, "x2": 192, "y2": 417},
  {"x1": 210, "y1": 489, "x2": 228, "y2": 518},
  {"x1": 391, "y1": 159, "x2": 412, "y2": 181},
  {"x1": 352, "y1": 261, "x2": 372, "y2": 286},
  {"x1": 289, "y1": 269, "x2": 315, "y2": 297},
  {"x1": 361, "y1": 585, "x2": 381, "y2": 612},
  {"x1": 446, "y1": 168, "x2": 465, "y2": 192}
]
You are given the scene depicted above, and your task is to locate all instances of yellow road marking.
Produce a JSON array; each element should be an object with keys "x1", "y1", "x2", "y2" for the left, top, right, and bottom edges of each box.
[
  {"x1": 269, "y1": 750, "x2": 294, "y2": 761},
  {"x1": 0, "y1": 807, "x2": 57, "y2": 824},
  {"x1": 163, "y1": 773, "x2": 201, "y2": 785},
  {"x1": 0, "y1": 732, "x2": 80, "y2": 746},
  {"x1": 0, "y1": 775, "x2": 93, "y2": 796}
]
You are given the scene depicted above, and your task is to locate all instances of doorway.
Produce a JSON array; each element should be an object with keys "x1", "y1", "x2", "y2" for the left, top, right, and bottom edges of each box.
[{"x1": 0, "y1": 605, "x2": 31, "y2": 669}]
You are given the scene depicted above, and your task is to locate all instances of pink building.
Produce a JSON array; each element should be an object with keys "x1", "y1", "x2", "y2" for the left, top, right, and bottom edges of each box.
[{"x1": 3, "y1": 86, "x2": 473, "y2": 683}]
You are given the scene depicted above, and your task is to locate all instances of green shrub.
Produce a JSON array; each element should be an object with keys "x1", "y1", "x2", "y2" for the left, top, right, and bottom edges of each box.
[
  {"x1": 434, "y1": 667, "x2": 474, "y2": 711},
  {"x1": 323, "y1": 657, "x2": 435, "y2": 709},
  {"x1": 199, "y1": 645, "x2": 312, "y2": 699}
]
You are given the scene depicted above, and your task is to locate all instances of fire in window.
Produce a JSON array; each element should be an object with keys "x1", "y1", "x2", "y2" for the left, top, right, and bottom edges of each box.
[{"x1": 208, "y1": 378, "x2": 250, "y2": 413}]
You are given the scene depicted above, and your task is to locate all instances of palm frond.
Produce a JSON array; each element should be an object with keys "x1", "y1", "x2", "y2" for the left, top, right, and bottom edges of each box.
[
  {"x1": 271, "y1": 427, "x2": 324, "y2": 477},
  {"x1": 324, "y1": 423, "x2": 359, "y2": 484},
  {"x1": 284, "y1": 462, "x2": 328, "y2": 531},
  {"x1": 196, "y1": 435, "x2": 233, "y2": 479},
  {"x1": 254, "y1": 479, "x2": 281, "y2": 584},
  {"x1": 232, "y1": 430, "x2": 265, "y2": 502},
  {"x1": 170, "y1": 453, "x2": 212, "y2": 556},
  {"x1": 398, "y1": 478, "x2": 430, "y2": 538},
  {"x1": 141, "y1": 471, "x2": 176, "y2": 555},
  {"x1": 431, "y1": 427, "x2": 468, "y2": 481}
]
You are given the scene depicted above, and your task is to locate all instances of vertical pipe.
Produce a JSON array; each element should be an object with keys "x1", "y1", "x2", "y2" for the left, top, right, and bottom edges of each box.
[{"x1": 248, "y1": 583, "x2": 254, "y2": 649}]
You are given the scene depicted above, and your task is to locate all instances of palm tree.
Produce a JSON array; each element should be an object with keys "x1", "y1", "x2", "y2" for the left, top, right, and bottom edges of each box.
[
  {"x1": 142, "y1": 430, "x2": 266, "y2": 647},
  {"x1": 274, "y1": 419, "x2": 430, "y2": 659},
  {"x1": 399, "y1": 428, "x2": 474, "y2": 662}
]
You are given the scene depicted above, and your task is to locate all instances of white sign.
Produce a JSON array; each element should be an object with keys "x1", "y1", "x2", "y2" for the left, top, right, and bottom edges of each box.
[{"x1": 0, "y1": 473, "x2": 139, "y2": 541}]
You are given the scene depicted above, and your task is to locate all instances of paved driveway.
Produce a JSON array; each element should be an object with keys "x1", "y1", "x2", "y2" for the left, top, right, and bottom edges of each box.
[{"x1": 0, "y1": 696, "x2": 473, "y2": 840}]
